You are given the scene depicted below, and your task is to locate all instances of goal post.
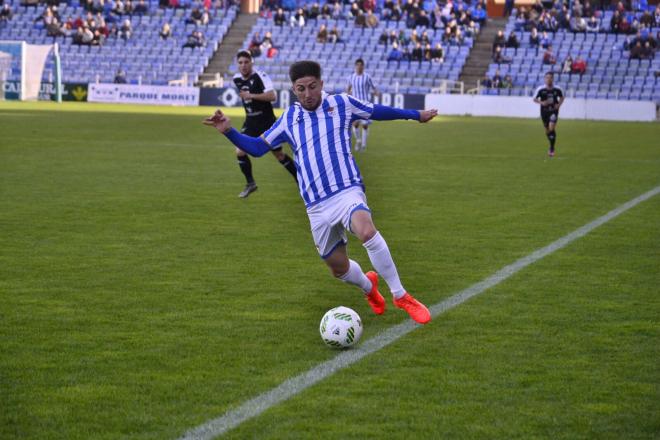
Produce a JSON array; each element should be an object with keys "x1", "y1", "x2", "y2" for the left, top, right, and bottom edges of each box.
[{"x1": 0, "y1": 40, "x2": 62, "y2": 102}]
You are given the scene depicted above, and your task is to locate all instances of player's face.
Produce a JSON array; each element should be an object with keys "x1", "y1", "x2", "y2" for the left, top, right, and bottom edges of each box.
[
  {"x1": 238, "y1": 56, "x2": 253, "y2": 78},
  {"x1": 292, "y1": 76, "x2": 324, "y2": 111},
  {"x1": 544, "y1": 74, "x2": 554, "y2": 87},
  {"x1": 355, "y1": 62, "x2": 364, "y2": 74}
]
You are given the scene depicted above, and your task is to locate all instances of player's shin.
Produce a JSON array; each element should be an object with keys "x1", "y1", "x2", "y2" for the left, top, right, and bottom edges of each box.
[
  {"x1": 278, "y1": 154, "x2": 298, "y2": 181},
  {"x1": 362, "y1": 232, "x2": 405, "y2": 298},
  {"x1": 338, "y1": 259, "x2": 372, "y2": 293}
]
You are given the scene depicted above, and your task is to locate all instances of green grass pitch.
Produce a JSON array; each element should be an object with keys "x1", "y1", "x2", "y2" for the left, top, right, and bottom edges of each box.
[{"x1": 1, "y1": 101, "x2": 658, "y2": 439}]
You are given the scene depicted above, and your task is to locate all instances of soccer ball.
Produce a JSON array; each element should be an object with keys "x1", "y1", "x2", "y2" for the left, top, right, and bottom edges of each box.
[{"x1": 319, "y1": 306, "x2": 363, "y2": 348}]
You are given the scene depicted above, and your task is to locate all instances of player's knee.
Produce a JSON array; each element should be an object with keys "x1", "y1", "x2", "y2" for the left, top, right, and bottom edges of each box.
[
  {"x1": 359, "y1": 226, "x2": 377, "y2": 243},
  {"x1": 236, "y1": 148, "x2": 247, "y2": 157},
  {"x1": 329, "y1": 261, "x2": 350, "y2": 278}
]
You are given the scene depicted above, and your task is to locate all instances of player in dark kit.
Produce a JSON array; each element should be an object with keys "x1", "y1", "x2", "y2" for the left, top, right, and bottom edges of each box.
[
  {"x1": 533, "y1": 72, "x2": 564, "y2": 157},
  {"x1": 232, "y1": 50, "x2": 297, "y2": 198}
]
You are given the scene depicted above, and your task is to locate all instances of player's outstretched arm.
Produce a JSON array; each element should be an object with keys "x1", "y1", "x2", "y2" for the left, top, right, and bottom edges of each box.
[
  {"x1": 203, "y1": 109, "x2": 270, "y2": 157},
  {"x1": 370, "y1": 104, "x2": 438, "y2": 123}
]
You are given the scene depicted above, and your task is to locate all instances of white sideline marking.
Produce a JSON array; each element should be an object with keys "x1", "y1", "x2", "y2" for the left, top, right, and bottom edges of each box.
[{"x1": 179, "y1": 185, "x2": 660, "y2": 440}]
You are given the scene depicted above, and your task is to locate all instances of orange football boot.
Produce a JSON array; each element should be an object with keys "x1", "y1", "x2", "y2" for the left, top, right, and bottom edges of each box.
[
  {"x1": 364, "y1": 271, "x2": 386, "y2": 315},
  {"x1": 394, "y1": 293, "x2": 431, "y2": 324}
]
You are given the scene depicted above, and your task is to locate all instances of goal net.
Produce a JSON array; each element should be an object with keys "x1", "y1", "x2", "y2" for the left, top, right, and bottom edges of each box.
[{"x1": 0, "y1": 41, "x2": 61, "y2": 102}]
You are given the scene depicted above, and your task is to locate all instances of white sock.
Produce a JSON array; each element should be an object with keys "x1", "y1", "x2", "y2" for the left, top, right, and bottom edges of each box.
[
  {"x1": 351, "y1": 126, "x2": 358, "y2": 139},
  {"x1": 338, "y1": 259, "x2": 372, "y2": 293},
  {"x1": 363, "y1": 232, "x2": 405, "y2": 298},
  {"x1": 361, "y1": 127, "x2": 368, "y2": 148}
]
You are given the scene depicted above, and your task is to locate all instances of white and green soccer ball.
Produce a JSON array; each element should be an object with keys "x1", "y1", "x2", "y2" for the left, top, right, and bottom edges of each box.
[{"x1": 319, "y1": 306, "x2": 363, "y2": 348}]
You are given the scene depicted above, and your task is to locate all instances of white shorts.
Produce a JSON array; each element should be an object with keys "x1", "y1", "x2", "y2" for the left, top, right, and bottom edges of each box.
[{"x1": 306, "y1": 186, "x2": 371, "y2": 259}]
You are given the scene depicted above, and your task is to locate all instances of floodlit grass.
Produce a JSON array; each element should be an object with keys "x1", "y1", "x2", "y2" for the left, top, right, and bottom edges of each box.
[{"x1": 1, "y1": 101, "x2": 658, "y2": 439}]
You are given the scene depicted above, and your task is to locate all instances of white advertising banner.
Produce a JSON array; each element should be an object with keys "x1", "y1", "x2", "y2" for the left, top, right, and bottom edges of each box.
[
  {"x1": 425, "y1": 94, "x2": 656, "y2": 122},
  {"x1": 88, "y1": 83, "x2": 199, "y2": 106}
]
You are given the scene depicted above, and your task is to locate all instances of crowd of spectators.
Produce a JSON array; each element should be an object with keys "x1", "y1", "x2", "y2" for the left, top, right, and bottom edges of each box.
[{"x1": 481, "y1": 69, "x2": 513, "y2": 88}]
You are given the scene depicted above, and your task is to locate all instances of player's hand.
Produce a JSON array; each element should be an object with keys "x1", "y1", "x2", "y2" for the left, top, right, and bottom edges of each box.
[
  {"x1": 203, "y1": 109, "x2": 232, "y2": 134},
  {"x1": 239, "y1": 90, "x2": 251, "y2": 100},
  {"x1": 419, "y1": 109, "x2": 438, "y2": 123}
]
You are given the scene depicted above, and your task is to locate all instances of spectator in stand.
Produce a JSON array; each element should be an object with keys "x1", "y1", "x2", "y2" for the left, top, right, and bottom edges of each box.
[
  {"x1": 354, "y1": 10, "x2": 366, "y2": 27},
  {"x1": 281, "y1": 0, "x2": 295, "y2": 11},
  {"x1": 416, "y1": 10, "x2": 430, "y2": 27},
  {"x1": 431, "y1": 42, "x2": 444, "y2": 63},
  {"x1": 349, "y1": 2, "x2": 360, "y2": 18},
  {"x1": 273, "y1": 7, "x2": 285, "y2": 26},
  {"x1": 81, "y1": 25, "x2": 94, "y2": 44},
  {"x1": 640, "y1": 41, "x2": 654, "y2": 59},
  {"x1": 586, "y1": 15, "x2": 600, "y2": 32},
  {"x1": 316, "y1": 23, "x2": 328, "y2": 43},
  {"x1": 134, "y1": 0, "x2": 148, "y2": 14},
  {"x1": 119, "y1": 18, "x2": 131, "y2": 39},
  {"x1": 248, "y1": 31, "x2": 262, "y2": 57},
  {"x1": 543, "y1": 45, "x2": 557, "y2": 64},
  {"x1": 481, "y1": 74, "x2": 492, "y2": 88},
  {"x1": 390, "y1": 3, "x2": 402, "y2": 21},
  {"x1": 493, "y1": 45, "x2": 512, "y2": 63},
  {"x1": 466, "y1": 20, "x2": 479, "y2": 38},
  {"x1": 562, "y1": 55, "x2": 573, "y2": 73},
  {"x1": 186, "y1": 7, "x2": 203, "y2": 24},
  {"x1": 492, "y1": 69, "x2": 502, "y2": 88},
  {"x1": 366, "y1": 9, "x2": 379, "y2": 27},
  {"x1": 320, "y1": 3, "x2": 331, "y2": 19},
  {"x1": 308, "y1": 2, "x2": 320, "y2": 20},
  {"x1": 290, "y1": 8, "x2": 305, "y2": 27},
  {"x1": 471, "y1": 3, "x2": 487, "y2": 25},
  {"x1": 72, "y1": 27, "x2": 84, "y2": 44},
  {"x1": 630, "y1": 40, "x2": 643, "y2": 58},
  {"x1": 453, "y1": 27, "x2": 465, "y2": 45},
  {"x1": 423, "y1": 42, "x2": 432, "y2": 61},
  {"x1": 260, "y1": 30, "x2": 274, "y2": 53},
  {"x1": 159, "y1": 22, "x2": 171, "y2": 39},
  {"x1": 492, "y1": 29, "x2": 506, "y2": 53},
  {"x1": 530, "y1": 27, "x2": 540, "y2": 46},
  {"x1": 387, "y1": 42, "x2": 403, "y2": 61},
  {"x1": 503, "y1": 74, "x2": 513, "y2": 88},
  {"x1": 610, "y1": 10, "x2": 622, "y2": 33},
  {"x1": 182, "y1": 30, "x2": 205, "y2": 48},
  {"x1": 0, "y1": 4, "x2": 13, "y2": 22},
  {"x1": 571, "y1": 55, "x2": 587, "y2": 74},
  {"x1": 540, "y1": 31, "x2": 551, "y2": 49},
  {"x1": 505, "y1": 31, "x2": 519, "y2": 49},
  {"x1": 378, "y1": 29, "x2": 389, "y2": 45},
  {"x1": 571, "y1": 15, "x2": 587, "y2": 32},
  {"x1": 411, "y1": 42, "x2": 423, "y2": 61},
  {"x1": 514, "y1": 10, "x2": 526, "y2": 31},
  {"x1": 114, "y1": 69, "x2": 127, "y2": 83},
  {"x1": 329, "y1": 25, "x2": 340, "y2": 43},
  {"x1": 124, "y1": 0, "x2": 134, "y2": 15},
  {"x1": 639, "y1": 10, "x2": 654, "y2": 28}
]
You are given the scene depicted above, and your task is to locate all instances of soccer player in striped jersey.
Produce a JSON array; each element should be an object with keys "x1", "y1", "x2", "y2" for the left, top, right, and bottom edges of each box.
[
  {"x1": 204, "y1": 60, "x2": 437, "y2": 325},
  {"x1": 346, "y1": 58, "x2": 379, "y2": 152}
]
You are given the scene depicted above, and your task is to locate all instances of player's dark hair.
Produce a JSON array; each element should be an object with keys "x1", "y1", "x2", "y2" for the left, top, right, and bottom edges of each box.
[
  {"x1": 355, "y1": 58, "x2": 364, "y2": 65},
  {"x1": 236, "y1": 50, "x2": 252, "y2": 60},
  {"x1": 289, "y1": 60, "x2": 322, "y2": 82}
]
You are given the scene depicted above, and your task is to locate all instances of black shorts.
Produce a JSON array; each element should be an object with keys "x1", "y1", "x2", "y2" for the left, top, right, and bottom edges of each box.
[{"x1": 541, "y1": 110, "x2": 559, "y2": 127}]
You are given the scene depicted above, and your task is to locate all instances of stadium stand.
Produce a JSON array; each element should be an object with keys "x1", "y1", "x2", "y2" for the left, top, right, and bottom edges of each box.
[
  {"x1": 482, "y1": 3, "x2": 659, "y2": 102},
  {"x1": 228, "y1": 0, "x2": 487, "y2": 94},
  {"x1": 0, "y1": 0, "x2": 237, "y2": 86}
]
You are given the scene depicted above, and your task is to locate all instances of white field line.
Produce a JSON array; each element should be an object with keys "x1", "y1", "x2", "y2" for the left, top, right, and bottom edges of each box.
[{"x1": 179, "y1": 185, "x2": 660, "y2": 440}]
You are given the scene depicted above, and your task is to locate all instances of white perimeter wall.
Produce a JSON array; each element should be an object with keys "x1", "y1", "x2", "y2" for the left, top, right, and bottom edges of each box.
[{"x1": 425, "y1": 94, "x2": 657, "y2": 122}]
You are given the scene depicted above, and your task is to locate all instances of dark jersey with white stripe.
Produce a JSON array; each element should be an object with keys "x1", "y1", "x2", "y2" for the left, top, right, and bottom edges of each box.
[
  {"x1": 534, "y1": 85, "x2": 564, "y2": 113},
  {"x1": 232, "y1": 69, "x2": 276, "y2": 123}
]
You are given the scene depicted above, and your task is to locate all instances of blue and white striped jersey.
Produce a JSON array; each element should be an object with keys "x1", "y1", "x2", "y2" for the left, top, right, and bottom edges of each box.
[
  {"x1": 347, "y1": 73, "x2": 376, "y2": 102},
  {"x1": 262, "y1": 93, "x2": 374, "y2": 207}
]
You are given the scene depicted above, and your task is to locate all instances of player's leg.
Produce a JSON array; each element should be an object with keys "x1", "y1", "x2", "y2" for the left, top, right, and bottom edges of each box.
[
  {"x1": 236, "y1": 147, "x2": 257, "y2": 198},
  {"x1": 360, "y1": 121, "x2": 369, "y2": 151},
  {"x1": 352, "y1": 121, "x2": 362, "y2": 151},
  {"x1": 324, "y1": 244, "x2": 386, "y2": 315},
  {"x1": 349, "y1": 209, "x2": 431, "y2": 324},
  {"x1": 270, "y1": 147, "x2": 298, "y2": 182},
  {"x1": 547, "y1": 117, "x2": 557, "y2": 156}
]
